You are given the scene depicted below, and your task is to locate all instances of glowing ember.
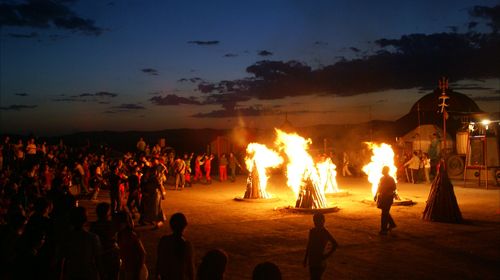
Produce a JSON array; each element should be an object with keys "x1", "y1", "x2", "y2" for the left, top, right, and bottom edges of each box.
[
  {"x1": 362, "y1": 142, "x2": 397, "y2": 196},
  {"x1": 275, "y1": 129, "x2": 328, "y2": 208},
  {"x1": 244, "y1": 143, "x2": 283, "y2": 198},
  {"x1": 316, "y1": 156, "x2": 340, "y2": 194}
]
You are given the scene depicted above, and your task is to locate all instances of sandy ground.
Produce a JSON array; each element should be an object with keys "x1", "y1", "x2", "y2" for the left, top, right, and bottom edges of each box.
[{"x1": 82, "y1": 175, "x2": 500, "y2": 279}]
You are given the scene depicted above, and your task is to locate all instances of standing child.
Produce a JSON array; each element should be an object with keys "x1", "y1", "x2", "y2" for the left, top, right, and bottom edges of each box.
[{"x1": 304, "y1": 213, "x2": 338, "y2": 280}]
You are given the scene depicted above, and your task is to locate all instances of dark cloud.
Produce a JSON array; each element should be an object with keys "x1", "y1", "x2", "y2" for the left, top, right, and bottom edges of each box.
[
  {"x1": 150, "y1": 94, "x2": 201, "y2": 106},
  {"x1": 223, "y1": 53, "x2": 238, "y2": 58},
  {"x1": 349, "y1": 47, "x2": 360, "y2": 52},
  {"x1": 468, "y1": 21, "x2": 478, "y2": 29},
  {"x1": 314, "y1": 41, "x2": 328, "y2": 46},
  {"x1": 469, "y1": 5, "x2": 500, "y2": 33},
  {"x1": 0, "y1": 104, "x2": 37, "y2": 111},
  {"x1": 451, "y1": 84, "x2": 493, "y2": 90},
  {"x1": 48, "y1": 33, "x2": 68, "y2": 40},
  {"x1": 141, "y1": 68, "x2": 159, "y2": 76},
  {"x1": 471, "y1": 95, "x2": 500, "y2": 101},
  {"x1": 446, "y1": 26, "x2": 458, "y2": 33},
  {"x1": 0, "y1": 0, "x2": 104, "y2": 36},
  {"x1": 258, "y1": 50, "x2": 273, "y2": 56},
  {"x1": 95, "y1": 91, "x2": 117, "y2": 97},
  {"x1": 177, "y1": 77, "x2": 203, "y2": 83},
  {"x1": 52, "y1": 98, "x2": 86, "y2": 102},
  {"x1": 111, "y1": 104, "x2": 145, "y2": 110},
  {"x1": 52, "y1": 91, "x2": 117, "y2": 102},
  {"x1": 187, "y1": 40, "x2": 219, "y2": 45},
  {"x1": 194, "y1": 30, "x2": 499, "y2": 106},
  {"x1": 74, "y1": 91, "x2": 117, "y2": 98},
  {"x1": 14, "y1": 93, "x2": 29, "y2": 96},
  {"x1": 191, "y1": 105, "x2": 273, "y2": 118},
  {"x1": 7, "y1": 31, "x2": 38, "y2": 38},
  {"x1": 191, "y1": 106, "x2": 336, "y2": 118}
]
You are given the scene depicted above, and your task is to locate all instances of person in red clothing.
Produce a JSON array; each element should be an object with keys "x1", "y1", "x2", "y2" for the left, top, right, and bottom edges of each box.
[
  {"x1": 218, "y1": 154, "x2": 228, "y2": 182},
  {"x1": 193, "y1": 154, "x2": 204, "y2": 183},
  {"x1": 204, "y1": 154, "x2": 214, "y2": 184}
]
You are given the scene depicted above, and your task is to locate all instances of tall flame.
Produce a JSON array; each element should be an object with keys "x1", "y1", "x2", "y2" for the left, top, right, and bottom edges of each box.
[
  {"x1": 245, "y1": 143, "x2": 283, "y2": 197},
  {"x1": 274, "y1": 129, "x2": 328, "y2": 208},
  {"x1": 316, "y1": 156, "x2": 339, "y2": 194},
  {"x1": 362, "y1": 142, "x2": 397, "y2": 196}
]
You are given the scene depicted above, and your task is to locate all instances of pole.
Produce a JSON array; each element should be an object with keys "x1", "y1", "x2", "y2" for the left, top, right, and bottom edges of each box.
[{"x1": 418, "y1": 102, "x2": 422, "y2": 151}]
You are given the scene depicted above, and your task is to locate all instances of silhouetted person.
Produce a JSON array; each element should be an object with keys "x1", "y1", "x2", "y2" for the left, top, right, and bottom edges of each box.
[
  {"x1": 197, "y1": 249, "x2": 228, "y2": 280},
  {"x1": 303, "y1": 213, "x2": 338, "y2": 280},
  {"x1": 252, "y1": 261, "x2": 282, "y2": 280},
  {"x1": 156, "y1": 212, "x2": 194, "y2": 280},
  {"x1": 90, "y1": 202, "x2": 120, "y2": 280},
  {"x1": 58, "y1": 206, "x2": 101, "y2": 280},
  {"x1": 115, "y1": 211, "x2": 148, "y2": 280},
  {"x1": 375, "y1": 166, "x2": 397, "y2": 235}
]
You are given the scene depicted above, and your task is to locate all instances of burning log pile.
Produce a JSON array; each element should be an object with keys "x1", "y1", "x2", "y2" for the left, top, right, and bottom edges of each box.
[
  {"x1": 244, "y1": 161, "x2": 268, "y2": 199},
  {"x1": 295, "y1": 179, "x2": 328, "y2": 209},
  {"x1": 238, "y1": 129, "x2": 339, "y2": 209}
]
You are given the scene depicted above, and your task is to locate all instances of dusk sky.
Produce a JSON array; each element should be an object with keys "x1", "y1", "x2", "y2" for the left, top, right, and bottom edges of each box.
[{"x1": 1, "y1": 0, "x2": 499, "y2": 136}]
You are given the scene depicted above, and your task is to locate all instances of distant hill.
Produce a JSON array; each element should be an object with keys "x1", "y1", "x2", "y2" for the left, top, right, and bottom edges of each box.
[{"x1": 43, "y1": 121, "x2": 397, "y2": 153}]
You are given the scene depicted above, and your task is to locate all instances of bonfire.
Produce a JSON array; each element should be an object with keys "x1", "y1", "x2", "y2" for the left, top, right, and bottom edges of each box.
[
  {"x1": 243, "y1": 143, "x2": 283, "y2": 199},
  {"x1": 275, "y1": 129, "x2": 328, "y2": 209}
]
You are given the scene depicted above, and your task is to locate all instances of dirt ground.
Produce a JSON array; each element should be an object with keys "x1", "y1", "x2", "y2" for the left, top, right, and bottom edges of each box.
[{"x1": 82, "y1": 175, "x2": 500, "y2": 279}]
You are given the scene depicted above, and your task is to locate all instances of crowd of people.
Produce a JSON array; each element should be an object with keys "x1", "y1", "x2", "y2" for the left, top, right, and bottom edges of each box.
[
  {"x1": 2, "y1": 135, "x2": 392, "y2": 279},
  {"x1": 0, "y1": 136, "x2": 255, "y2": 279}
]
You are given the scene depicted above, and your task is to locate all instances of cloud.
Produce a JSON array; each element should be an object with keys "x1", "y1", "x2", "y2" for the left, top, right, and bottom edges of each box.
[
  {"x1": 196, "y1": 30, "x2": 499, "y2": 103},
  {"x1": 104, "y1": 103, "x2": 145, "y2": 114},
  {"x1": 7, "y1": 32, "x2": 38, "y2": 38},
  {"x1": 187, "y1": 40, "x2": 219, "y2": 45},
  {"x1": 111, "y1": 104, "x2": 145, "y2": 110},
  {"x1": 177, "y1": 77, "x2": 203, "y2": 83},
  {"x1": 191, "y1": 106, "x2": 336, "y2": 118},
  {"x1": 73, "y1": 91, "x2": 117, "y2": 98},
  {"x1": 141, "y1": 68, "x2": 159, "y2": 76},
  {"x1": 451, "y1": 84, "x2": 493, "y2": 90},
  {"x1": 314, "y1": 41, "x2": 328, "y2": 46},
  {"x1": 0, "y1": 104, "x2": 37, "y2": 111},
  {"x1": 14, "y1": 93, "x2": 29, "y2": 97},
  {"x1": 469, "y1": 5, "x2": 500, "y2": 33},
  {"x1": 52, "y1": 91, "x2": 118, "y2": 102},
  {"x1": 258, "y1": 50, "x2": 273, "y2": 56},
  {"x1": 224, "y1": 53, "x2": 238, "y2": 57},
  {"x1": 150, "y1": 94, "x2": 201, "y2": 106},
  {"x1": 471, "y1": 95, "x2": 500, "y2": 101},
  {"x1": 94, "y1": 91, "x2": 118, "y2": 97},
  {"x1": 349, "y1": 47, "x2": 360, "y2": 52},
  {"x1": 0, "y1": 0, "x2": 104, "y2": 36},
  {"x1": 446, "y1": 26, "x2": 458, "y2": 33}
]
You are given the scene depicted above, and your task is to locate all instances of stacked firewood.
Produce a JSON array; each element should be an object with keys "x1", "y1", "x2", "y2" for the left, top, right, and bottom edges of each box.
[
  {"x1": 295, "y1": 179, "x2": 327, "y2": 209},
  {"x1": 422, "y1": 162, "x2": 462, "y2": 223},
  {"x1": 244, "y1": 165, "x2": 268, "y2": 199}
]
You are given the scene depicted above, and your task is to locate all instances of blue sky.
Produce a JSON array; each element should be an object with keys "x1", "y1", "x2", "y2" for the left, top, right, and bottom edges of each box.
[{"x1": 1, "y1": 0, "x2": 499, "y2": 135}]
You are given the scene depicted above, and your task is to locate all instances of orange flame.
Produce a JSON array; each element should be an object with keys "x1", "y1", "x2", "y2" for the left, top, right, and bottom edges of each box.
[
  {"x1": 274, "y1": 129, "x2": 328, "y2": 208},
  {"x1": 362, "y1": 142, "x2": 397, "y2": 196},
  {"x1": 316, "y1": 156, "x2": 339, "y2": 194},
  {"x1": 245, "y1": 143, "x2": 283, "y2": 197}
]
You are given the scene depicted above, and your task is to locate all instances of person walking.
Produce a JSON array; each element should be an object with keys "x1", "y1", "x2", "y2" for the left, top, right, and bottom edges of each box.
[
  {"x1": 228, "y1": 152, "x2": 242, "y2": 182},
  {"x1": 404, "y1": 151, "x2": 420, "y2": 184},
  {"x1": 375, "y1": 166, "x2": 397, "y2": 235},
  {"x1": 219, "y1": 154, "x2": 228, "y2": 182}
]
